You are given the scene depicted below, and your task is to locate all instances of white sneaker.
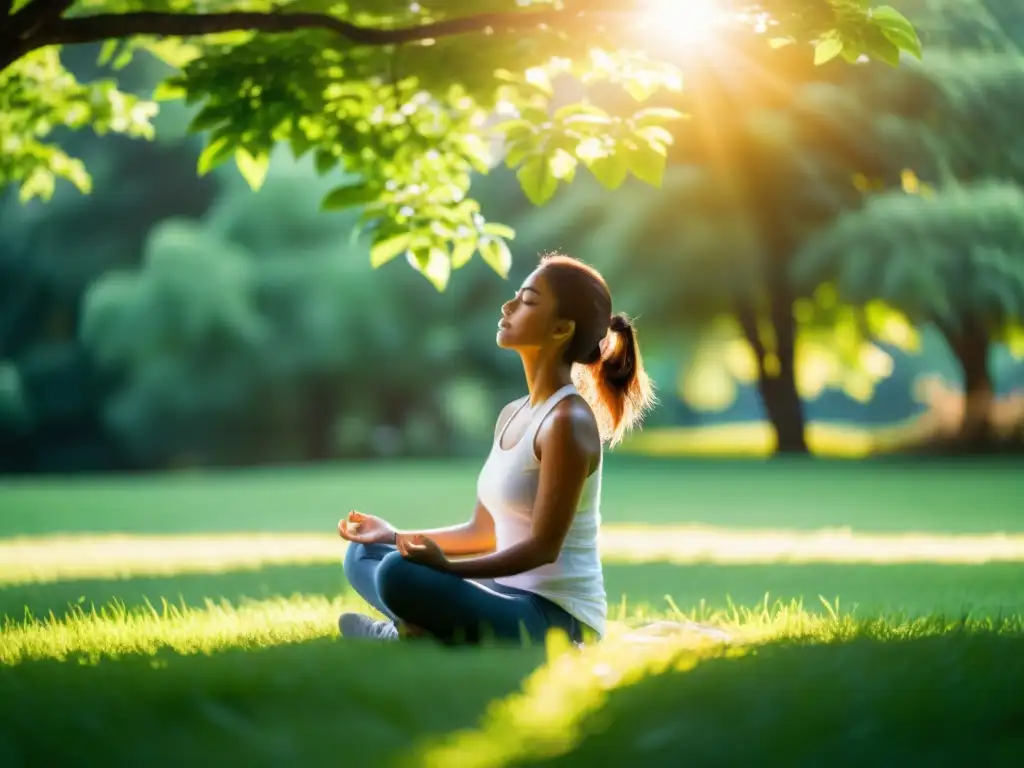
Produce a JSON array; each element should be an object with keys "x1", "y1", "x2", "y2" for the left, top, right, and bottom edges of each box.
[{"x1": 338, "y1": 612, "x2": 400, "y2": 641}]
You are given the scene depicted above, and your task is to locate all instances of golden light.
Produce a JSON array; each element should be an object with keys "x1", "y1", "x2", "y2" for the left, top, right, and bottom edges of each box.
[{"x1": 636, "y1": 0, "x2": 728, "y2": 47}]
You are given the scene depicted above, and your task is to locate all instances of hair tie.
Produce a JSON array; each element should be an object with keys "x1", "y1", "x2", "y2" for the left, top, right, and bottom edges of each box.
[{"x1": 610, "y1": 313, "x2": 630, "y2": 334}]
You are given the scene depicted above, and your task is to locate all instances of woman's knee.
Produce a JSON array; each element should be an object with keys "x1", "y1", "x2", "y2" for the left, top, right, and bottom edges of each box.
[
  {"x1": 342, "y1": 541, "x2": 366, "y2": 578},
  {"x1": 374, "y1": 551, "x2": 422, "y2": 611},
  {"x1": 342, "y1": 541, "x2": 391, "y2": 579}
]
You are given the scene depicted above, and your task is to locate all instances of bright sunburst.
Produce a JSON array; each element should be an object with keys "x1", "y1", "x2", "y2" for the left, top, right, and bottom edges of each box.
[{"x1": 637, "y1": 0, "x2": 728, "y2": 46}]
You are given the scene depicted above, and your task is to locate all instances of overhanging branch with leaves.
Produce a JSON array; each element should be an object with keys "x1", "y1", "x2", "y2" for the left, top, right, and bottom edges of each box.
[
  {"x1": 0, "y1": 0, "x2": 924, "y2": 291},
  {"x1": 3, "y1": 4, "x2": 574, "y2": 73}
]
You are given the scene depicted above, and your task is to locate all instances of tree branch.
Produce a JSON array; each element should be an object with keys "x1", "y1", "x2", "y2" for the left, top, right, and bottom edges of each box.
[
  {"x1": 9, "y1": 0, "x2": 74, "y2": 38},
  {"x1": 22, "y1": 7, "x2": 576, "y2": 54}
]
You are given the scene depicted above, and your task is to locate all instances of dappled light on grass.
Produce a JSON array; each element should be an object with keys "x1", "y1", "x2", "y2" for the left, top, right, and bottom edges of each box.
[
  {"x1": 5, "y1": 526, "x2": 1024, "y2": 587},
  {"x1": 621, "y1": 419, "x2": 941, "y2": 458},
  {"x1": 410, "y1": 610, "x2": 1024, "y2": 768},
  {"x1": 411, "y1": 633, "x2": 738, "y2": 768},
  {"x1": 603, "y1": 525, "x2": 1024, "y2": 565},
  {"x1": 0, "y1": 594, "x2": 365, "y2": 666},
  {"x1": 0, "y1": 533, "x2": 343, "y2": 586}
]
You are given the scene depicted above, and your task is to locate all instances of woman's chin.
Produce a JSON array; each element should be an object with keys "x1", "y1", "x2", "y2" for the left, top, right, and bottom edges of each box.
[{"x1": 495, "y1": 328, "x2": 514, "y2": 348}]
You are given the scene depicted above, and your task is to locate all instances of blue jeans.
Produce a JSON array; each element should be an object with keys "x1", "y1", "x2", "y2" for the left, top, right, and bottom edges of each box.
[{"x1": 343, "y1": 542, "x2": 585, "y2": 646}]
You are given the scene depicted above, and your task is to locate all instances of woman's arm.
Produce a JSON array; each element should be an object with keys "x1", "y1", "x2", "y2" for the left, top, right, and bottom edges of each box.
[
  {"x1": 396, "y1": 401, "x2": 522, "y2": 556},
  {"x1": 400, "y1": 501, "x2": 496, "y2": 557},
  {"x1": 440, "y1": 401, "x2": 598, "y2": 579}
]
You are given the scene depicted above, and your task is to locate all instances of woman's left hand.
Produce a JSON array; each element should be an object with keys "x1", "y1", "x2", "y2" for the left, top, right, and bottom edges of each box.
[{"x1": 397, "y1": 533, "x2": 449, "y2": 570}]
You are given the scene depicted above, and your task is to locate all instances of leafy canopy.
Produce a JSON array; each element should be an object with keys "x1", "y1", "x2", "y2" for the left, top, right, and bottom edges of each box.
[{"x1": 0, "y1": 0, "x2": 922, "y2": 289}]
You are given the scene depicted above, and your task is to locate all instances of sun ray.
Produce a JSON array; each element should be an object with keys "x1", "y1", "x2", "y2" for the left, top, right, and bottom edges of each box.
[{"x1": 637, "y1": 0, "x2": 729, "y2": 46}]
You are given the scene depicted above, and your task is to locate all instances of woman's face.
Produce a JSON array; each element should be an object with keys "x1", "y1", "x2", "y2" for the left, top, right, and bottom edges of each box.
[{"x1": 496, "y1": 268, "x2": 574, "y2": 354}]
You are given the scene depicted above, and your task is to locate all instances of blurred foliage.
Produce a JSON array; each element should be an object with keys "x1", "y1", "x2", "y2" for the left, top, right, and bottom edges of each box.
[
  {"x1": 796, "y1": 181, "x2": 1024, "y2": 335},
  {"x1": 79, "y1": 154, "x2": 522, "y2": 466}
]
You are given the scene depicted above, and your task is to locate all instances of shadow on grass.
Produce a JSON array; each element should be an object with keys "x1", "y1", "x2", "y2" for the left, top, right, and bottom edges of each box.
[
  {"x1": 0, "y1": 635, "x2": 546, "y2": 768},
  {"x1": 6, "y1": 560, "x2": 1024, "y2": 627},
  {"x1": 496, "y1": 632, "x2": 1024, "y2": 767},
  {"x1": 3, "y1": 628, "x2": 1023, "y2": 767}
]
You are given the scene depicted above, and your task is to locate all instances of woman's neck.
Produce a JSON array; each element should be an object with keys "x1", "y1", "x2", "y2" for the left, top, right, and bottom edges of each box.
[{"x1": 519, "y1": 349, "x2": 573, "y2": 407}]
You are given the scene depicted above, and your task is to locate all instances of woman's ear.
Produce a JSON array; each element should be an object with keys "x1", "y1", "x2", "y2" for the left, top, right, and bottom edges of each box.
[{"x1": 552, "y1": 319, "x2": 575, "y2": 347}]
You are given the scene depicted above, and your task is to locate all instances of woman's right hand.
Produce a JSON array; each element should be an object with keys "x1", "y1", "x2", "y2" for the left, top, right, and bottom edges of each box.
[{"x1": 338, "y1": 510, "x2": 396, "y2": 545}]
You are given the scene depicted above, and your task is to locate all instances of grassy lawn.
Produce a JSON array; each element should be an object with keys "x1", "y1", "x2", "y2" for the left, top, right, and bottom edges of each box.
[
  {"x1": 2, "y1": 458, "x2": 1023, "y2": 766},
  {"x1": 2, "y1": 455, "x2": 1022, "y2": 534}
]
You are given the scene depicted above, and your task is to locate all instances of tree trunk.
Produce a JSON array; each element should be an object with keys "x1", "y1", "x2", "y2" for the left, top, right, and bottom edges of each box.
[
  {"x1": 943, "y1": 320, "x2": 995, "y2": 449},
  {"x1": 735, "y1": 296, "x2": 810, "y2": 455},
  {"x1": 766, "y1": 278, "x2": 810, "y2": 455}
]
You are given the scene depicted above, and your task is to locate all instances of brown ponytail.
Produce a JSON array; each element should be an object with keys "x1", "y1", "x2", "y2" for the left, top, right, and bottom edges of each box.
[
  {"x1": 573, "y1": 311, "x2": 656, "y2": 447},
  {"x1": 539, "y1": 252, "x2": 657, "y2": 447}
]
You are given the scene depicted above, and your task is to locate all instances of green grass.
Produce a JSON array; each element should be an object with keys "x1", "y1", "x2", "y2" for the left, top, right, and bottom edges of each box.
[
  {"x1": 2, "y1": 459, "x2": 1024, "y2": 766},
  {"x1": 2, "y1": 455, "x2": 1023, "y2": 533}
]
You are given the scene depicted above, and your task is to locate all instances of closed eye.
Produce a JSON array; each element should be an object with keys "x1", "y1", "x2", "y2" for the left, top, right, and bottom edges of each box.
[{"x1": 515, "y1": 289, "x2": 538, "y2": 306}]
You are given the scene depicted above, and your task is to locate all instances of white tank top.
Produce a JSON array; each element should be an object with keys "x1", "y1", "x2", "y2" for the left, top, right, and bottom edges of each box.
[{"x1": 476, "y1": 383, "x2": 607, "y2": 638}]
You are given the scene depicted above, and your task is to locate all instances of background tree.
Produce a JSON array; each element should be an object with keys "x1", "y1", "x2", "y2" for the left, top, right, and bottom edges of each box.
[{"x1": 794, "y1": 181, "x2": 1024, "y2": 448}]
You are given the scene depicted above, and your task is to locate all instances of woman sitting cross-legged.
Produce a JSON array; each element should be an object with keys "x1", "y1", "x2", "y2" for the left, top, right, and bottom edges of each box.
[{"x1": 337, "y1": 253, "x2": 655, "y2": 646}]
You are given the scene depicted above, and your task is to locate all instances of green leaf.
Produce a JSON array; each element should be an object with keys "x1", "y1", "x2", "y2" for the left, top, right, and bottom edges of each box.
[
  {"x1": 66, "y1": 158, "x2": 92, "y2": 194},
  {"x1": 625, "y1": 140, "x2": 667, "y2": 187},
  {"x1": 371, "y1": 233, "x2": 413, "y2": 268},
  {"x1": 524, "y1": 67, "x2": 554, "y2": 96},
  {"x1": 98, "y1": 40, "x2": 120, "y2": 67},
  {"x1": 840, "y1": 45, "x2": 864, "y2": 64},
  {"x1": 188, "y1": 106, "x2": 227, "y2": 133},
  {"x1": 18, "y1": 168, "x2": 55, "y2": 203},
  {"x1": 516, "y1": 154, "x2": 559, "y2": 206},
  {"x1": 547, "y1": 148, "x2": 577, "y2": 183},
  {"x1": 870, "y1": 7, "x2": 917, "y2": 41},
  {"x1": 197, "y1": 136, "x2": 235, "y2": 176},
  {"x1": 635, "y1": 125, "x2": 673, "y2": 147},
  {"x1": 112, "y1": 46, "x2": 135, "y2": 70},
  {"x1": 814, "y1": 37, "x2": 844, "y2": 66},
  {"x1": 482, "y1": 223, "x2": 516, "y2": 240},
  {"x1": 585, "y1": 150, "x2": 629, "y2": 190},
  {"x1": 864, "y1": 27, "x2": 901, "y2": 67},
  {"x1": 152, "y1": 80, "x2": 186, "y2": 102},
  {"x1": 871, "y1": 5, "x2": 922, "y2": 59},
  {"x1": 497, "y1": 118, "x2": 538, "y2": 144},
  {"x1": 504, "y1": 138, "x2": 535, "y2": 169},
  {"x1": 321, "y1": 183, "x2": 378, "y2": 211},
  {"x1": 315, "y1": 150, "x2": 336, "y2": 176},
  {"x1": 290, "y1": 131, "x2": 316, "y2": 159},
  {"x1": 632, "y1": 107, "x2": 686, "y2": 128},
  {"x1": 408, "y1": 247, "x2": 451, "y2": 292},
  {"x1": 553, "y1": 103, "x2": 610, "y2": 123},
  {"x1": 234, "y1": 148, "x2": 269, "y2": 191},
  {"x1": 450, "y1": 238, "x2": 477, "y2": 269},
  {"x1": 623, "y1": 74, "x2": 659, "y2": 102},
  {"x1": 479, "y1": 237, "x2": 513, "y2": 279}
]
